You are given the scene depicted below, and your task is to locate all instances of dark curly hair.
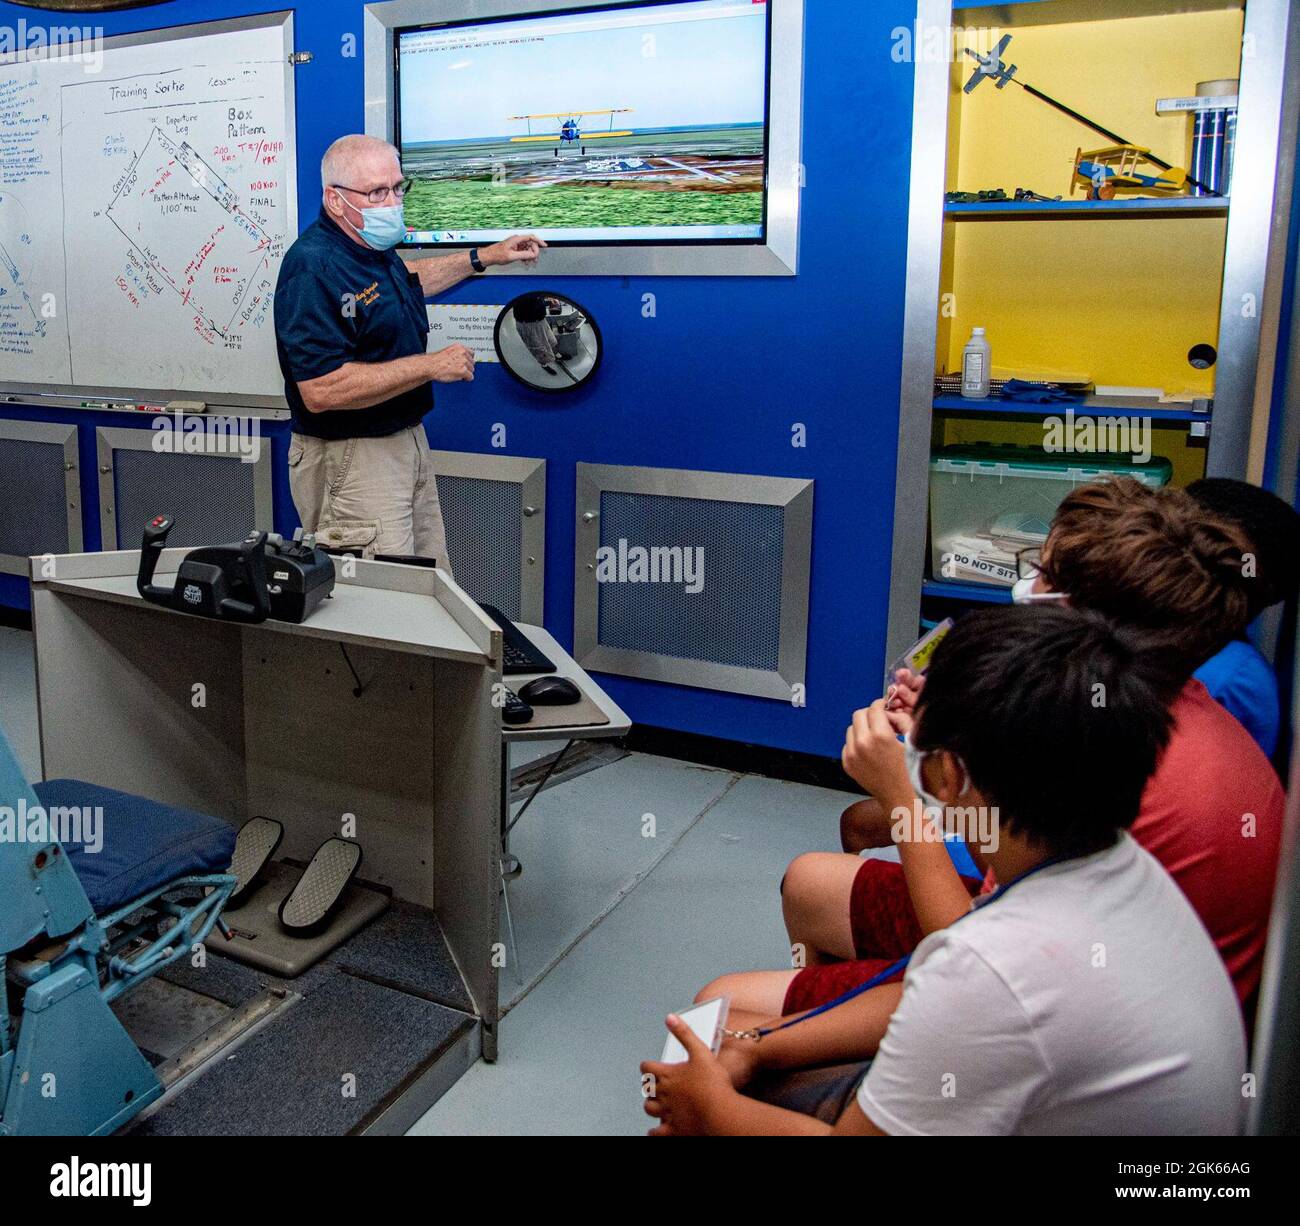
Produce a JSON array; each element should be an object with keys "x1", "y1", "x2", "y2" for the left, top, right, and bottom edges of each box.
[
  {"x1": 1188, "y1": 477, "x2": 1300, "y2": 620},
  {"x1": 913, "y1": 605, "x2": 1185, "y2": 859},
  {"x1": 1040, "y1": 478, "x2": 1255, "y2": 670}
]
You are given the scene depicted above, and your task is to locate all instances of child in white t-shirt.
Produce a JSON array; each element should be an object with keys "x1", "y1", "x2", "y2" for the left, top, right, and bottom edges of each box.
[{"x1": 641, "y1": 605, "x2": 1248, "y2": 1136}]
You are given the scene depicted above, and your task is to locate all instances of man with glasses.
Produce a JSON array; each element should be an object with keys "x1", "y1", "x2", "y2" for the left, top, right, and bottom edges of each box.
[{"x1": 274, "y1": 134, "x2": 546, "y2": 567}]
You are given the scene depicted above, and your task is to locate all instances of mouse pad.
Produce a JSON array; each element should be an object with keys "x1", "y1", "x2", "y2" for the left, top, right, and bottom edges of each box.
[{"x1": 506, "y1": 691, "x2": 610, "y2": 731}]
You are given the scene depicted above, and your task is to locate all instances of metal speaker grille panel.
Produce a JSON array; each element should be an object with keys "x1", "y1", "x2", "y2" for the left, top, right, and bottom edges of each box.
[
  {"x1": 0, "y1": 438, "x2": 71, "y2": 558},
  {"x1": 596, "y1": 491, "x2": 784, "y2": 671},
  {"x1": 435, "y1": 473, "x2": 523, "y2": 620},
  {"x1": 113, "y1": 450, "x2": 258, "y2": 549}
]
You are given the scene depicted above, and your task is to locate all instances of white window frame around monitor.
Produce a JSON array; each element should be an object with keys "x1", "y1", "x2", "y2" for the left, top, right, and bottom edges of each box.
[{"x1": 363, "y1": 0, "x2": 804, "y2": 277}]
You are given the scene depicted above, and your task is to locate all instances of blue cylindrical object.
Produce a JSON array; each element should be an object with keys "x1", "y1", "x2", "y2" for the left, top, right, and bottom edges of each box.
[
  {"x1": 1192, "y1": 79, "x2": 1239, "y2": 197},
  {"x1": 1223, "y1": 107, "x2": 1237, "y2": 196},
  {"x1": 1190, "y1": 108, "x2": 1211, "y2": 197},
  {"x1": 1204, "y1": 107, "x2": 1226, "y2": 195}
]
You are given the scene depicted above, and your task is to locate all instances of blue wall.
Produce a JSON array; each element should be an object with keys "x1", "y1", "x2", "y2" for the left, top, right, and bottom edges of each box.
[{"x1": 0, "y1": 0, "x2": 918, "y2": 760}]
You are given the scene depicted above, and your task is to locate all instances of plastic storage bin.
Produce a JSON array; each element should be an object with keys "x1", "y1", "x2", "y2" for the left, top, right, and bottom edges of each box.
[{"x1": 929, "y1": 444, "x2": 1172, "y2": 588}]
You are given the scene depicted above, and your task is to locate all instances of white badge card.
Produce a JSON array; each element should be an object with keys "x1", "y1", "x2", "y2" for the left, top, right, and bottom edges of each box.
[
  {"x1": 659, "y1": 996, "x2": 729, "y2": 1064},
  {"x1": 426, "y1": 304, "x2": 504, "y2": 363}
]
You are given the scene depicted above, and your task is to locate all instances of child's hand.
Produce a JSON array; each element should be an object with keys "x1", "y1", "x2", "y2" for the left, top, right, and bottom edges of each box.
[
  {"x1": 887, "y1": 668, "x2": 926, "y2": 713},
  {"x1": 842, "y1": 699, "x2": 912, "y2": 805},
  {"x1": 716, "y1": 1034, "x2": 762, "y2": 1091},
  {"x1": 641, "y1": 1015, "x2": 737, "y2": 1136},
  {"x1": 884, "y1": 704, "x2": 915, "y2": 738}
]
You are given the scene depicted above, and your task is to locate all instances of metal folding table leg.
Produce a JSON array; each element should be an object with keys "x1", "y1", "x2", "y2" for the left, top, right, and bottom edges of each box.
[
  {"x1": 499, "y1": 869, "x2": 522, "y2": 986},
  {"x1": 498, "y1": 745, "x2": 522, "y2": 984},
  {"x1": 497, "y1": 739, "x2": 575, "y2": 987}
]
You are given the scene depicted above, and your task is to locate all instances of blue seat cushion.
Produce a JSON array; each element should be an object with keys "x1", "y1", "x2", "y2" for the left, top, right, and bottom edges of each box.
[{"x1": 32, "y1": 780, "x2": 236, "y2": 916}]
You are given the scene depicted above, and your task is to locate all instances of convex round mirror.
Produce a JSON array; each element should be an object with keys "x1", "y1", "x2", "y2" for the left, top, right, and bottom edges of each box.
[{"x1": 495, "y1": 292, "x2": 602, "y2": 392}]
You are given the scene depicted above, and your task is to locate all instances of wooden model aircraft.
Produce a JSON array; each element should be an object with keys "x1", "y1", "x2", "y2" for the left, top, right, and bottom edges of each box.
[{"x1": 1070, "y1": 145, "x2": 1187, "y2": 200}]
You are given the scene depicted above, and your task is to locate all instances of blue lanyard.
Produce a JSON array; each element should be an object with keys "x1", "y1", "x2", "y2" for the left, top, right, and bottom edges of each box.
[{"x1": 755, "y1": 853, "x2": 1072, "y2": 1038}]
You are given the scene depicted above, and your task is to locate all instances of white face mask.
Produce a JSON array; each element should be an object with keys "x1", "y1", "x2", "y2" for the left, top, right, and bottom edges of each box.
[
  {"x1": 342, "y1": 201, "x2": 406, "y2": 251},
  {"x1": 1011, "y1": 571, "x2": 1069, "y2": 605},
  {"x1": 904, "y1": 734, "x2": 970, "y2": 824},
  {"x1": 334, "y1": 190, "x2": 407, "y2": 250}
]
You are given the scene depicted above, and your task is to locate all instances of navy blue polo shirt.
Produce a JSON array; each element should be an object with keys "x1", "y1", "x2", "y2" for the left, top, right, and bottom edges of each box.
[{"x1": 274, "y1": 205, "x2": 431, "y2": 440}]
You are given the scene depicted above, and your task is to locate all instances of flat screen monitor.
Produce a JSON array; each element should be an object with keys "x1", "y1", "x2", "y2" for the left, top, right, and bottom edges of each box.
[{"x1": 393, "y1": 0, "x2": 772, "y2": 248}]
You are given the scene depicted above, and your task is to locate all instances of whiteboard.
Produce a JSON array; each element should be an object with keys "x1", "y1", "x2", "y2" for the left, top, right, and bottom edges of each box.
[{"x1": 0, "y1": 13, "x2": 297, "y2": 407}]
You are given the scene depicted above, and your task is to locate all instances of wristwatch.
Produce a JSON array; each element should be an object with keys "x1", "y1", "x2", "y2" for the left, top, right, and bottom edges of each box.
[{"x1": 468, "y1": 248, "x2": 486, "y2": 273}]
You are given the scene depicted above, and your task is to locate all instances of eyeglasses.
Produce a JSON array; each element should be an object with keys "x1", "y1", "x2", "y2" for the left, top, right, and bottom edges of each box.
[
  {"x1": 331, "y1": 178, "x2": 413, "y2": 204},
  {"x1": 1014, "y1": 545, "x2": 1070, "y2": 603},
  {"x1": 1015, "y1": 546, "x2": 1047, "y2": 581}
]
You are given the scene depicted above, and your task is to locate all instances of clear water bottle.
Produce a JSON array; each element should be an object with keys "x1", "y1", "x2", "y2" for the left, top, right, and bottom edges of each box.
[{"x1": 961, "y1": 327, "x2": 991, "y2": 399}]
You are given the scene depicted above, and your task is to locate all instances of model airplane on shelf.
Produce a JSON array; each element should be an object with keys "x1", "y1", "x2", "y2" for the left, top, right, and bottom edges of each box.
[
  {"x1": 963, "y1": 35, "x2": 1017, "y2": 91},
  {"x1": 508, "y1": 108, "x2": 635, "y2": 155},
  {"x1": 961, "y1": 34, "x2": 1209, "y2": 195},
  {"x1": 1070, "y1": 145, "x2": 1187, "y2": 199}
]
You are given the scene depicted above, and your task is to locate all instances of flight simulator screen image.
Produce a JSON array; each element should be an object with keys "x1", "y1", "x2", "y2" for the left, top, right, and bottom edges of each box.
[{"x1": 394, "y1": 0, "x2": 770, "y2": 246}]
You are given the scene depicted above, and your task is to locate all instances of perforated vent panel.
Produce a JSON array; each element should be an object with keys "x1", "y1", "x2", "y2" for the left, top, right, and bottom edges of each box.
[
  {"x1": 435, "y1": 473, "x2": 523, "y2": 620},
  {"x1": 596, "y1": 491, "x2": 784, "y2": 671},
  {"x1": 112, "y1": 450, "x2": 258, "y2": 549},
  {"x1": 0, "y1": 438, "x2": 71, "y2": 559}
]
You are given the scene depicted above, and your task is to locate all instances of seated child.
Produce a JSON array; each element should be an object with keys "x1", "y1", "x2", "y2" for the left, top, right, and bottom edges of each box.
[
  {"x1": 642, "y1": 607, "x2": 1247, "y2": 1135},
  {"x1": 1187, "y1": 476, "x2": 1300, "y2": 757},
  {"x1": 718, "y1": 479, "x2": 1283, "y2": 1031}
]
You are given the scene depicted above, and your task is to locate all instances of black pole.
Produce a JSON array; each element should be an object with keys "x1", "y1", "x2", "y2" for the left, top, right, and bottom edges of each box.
[
  {"x1": 1014, "y1": 79, "x2": 1216, "y2": 195},
  {"x1": 1018, "y1": 82, "x2": 1137, "y2": 155}
]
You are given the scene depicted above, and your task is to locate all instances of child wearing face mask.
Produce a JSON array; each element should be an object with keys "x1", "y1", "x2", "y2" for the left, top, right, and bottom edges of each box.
[
  {"x1": 691, "y1": 479, "x2": 1285, "y2": 1056},
  {"x1": 644, "y1": 607, "x2": 1247, "y2": 1136},
  {"x1": 1004, "y1": 479, "x2": 1299, "y2": 756}
]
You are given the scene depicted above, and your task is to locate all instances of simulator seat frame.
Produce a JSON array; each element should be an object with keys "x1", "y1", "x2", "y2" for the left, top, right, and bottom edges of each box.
[{"x1": 1, "y1": 734, "x2": 235, "y2": 1136}]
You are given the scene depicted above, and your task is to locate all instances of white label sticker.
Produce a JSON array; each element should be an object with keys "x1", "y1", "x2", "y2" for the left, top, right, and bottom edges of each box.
[{"x1": 426, "y1": 304, "x2": 504, "y2": 363}]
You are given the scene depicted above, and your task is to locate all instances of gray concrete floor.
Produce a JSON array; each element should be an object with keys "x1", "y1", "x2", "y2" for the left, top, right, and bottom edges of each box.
[
  {"x1": 0, "y1": 626, "x2": 863, "y2": 1136},
  {"x1": 415, "y1": 769, "x2": 857, "y2": 1135}
]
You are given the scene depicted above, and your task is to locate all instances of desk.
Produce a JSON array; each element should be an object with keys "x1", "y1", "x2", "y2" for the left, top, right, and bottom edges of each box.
[
  {"x1": 29, "y1": 553, "x2": 636, "y2": 1065},
  {"x1": 30, "y1": 549, "x2": 507, "y2": 1073},
  {"x1": 493, "y1": 623, "x2": 630, "y2": 977},
  {"x1": 501, "y1": 623, "x2": 631, "y2": 747}
]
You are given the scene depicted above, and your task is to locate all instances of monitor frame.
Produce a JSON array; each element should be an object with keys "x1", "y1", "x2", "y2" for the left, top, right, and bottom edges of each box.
[
  {"x1": 392, "y1": 0, "x2": 774, "y2": 252},
  {"x1": 363, "y1": 0, "x2": 803, "y2": 276}
]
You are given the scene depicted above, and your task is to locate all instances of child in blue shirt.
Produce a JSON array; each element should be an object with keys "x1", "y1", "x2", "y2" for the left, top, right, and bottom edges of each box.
[{"x1": 1188, "y1": 478, "x2": 1300, "y2": 757}]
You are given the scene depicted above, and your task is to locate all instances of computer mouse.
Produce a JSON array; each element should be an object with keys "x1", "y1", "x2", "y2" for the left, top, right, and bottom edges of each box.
[{"x1": 519, "y1": 675, "x2": 582, "y2": 706}]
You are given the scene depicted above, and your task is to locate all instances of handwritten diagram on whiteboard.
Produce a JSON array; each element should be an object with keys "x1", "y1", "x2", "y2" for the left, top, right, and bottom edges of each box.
[{"x1": 0, "y1": 14, "x2": 296, "y2": 404}]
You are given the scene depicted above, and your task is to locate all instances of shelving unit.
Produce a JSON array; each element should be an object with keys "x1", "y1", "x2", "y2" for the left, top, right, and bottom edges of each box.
[
  {"x1": 921, "y1": 579, "x2": 1014, "y2": 605},
  {"x1": 884, "y1": 0, "x2": 1297, "y2": 674},
  {"x1": 932, "y1": 394, "x2": 1208, "y2": 423},
  {"x1": 944, "y1": 196, "x2": 1229, "y2": 219}
]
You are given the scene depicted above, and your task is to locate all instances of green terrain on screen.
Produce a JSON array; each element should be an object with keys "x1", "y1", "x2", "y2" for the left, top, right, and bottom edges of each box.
[{"x1": 403, "y1": 178, "x2": 763, "y2": 232}]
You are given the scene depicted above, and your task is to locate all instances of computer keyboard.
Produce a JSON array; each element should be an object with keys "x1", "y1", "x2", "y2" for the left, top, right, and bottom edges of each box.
[
  {"x1": 477, "y1": 603, "x2": 558, "y2": 676},
  {"x1": 501, "y1": 687, "x2": 534, "y2": 725}
]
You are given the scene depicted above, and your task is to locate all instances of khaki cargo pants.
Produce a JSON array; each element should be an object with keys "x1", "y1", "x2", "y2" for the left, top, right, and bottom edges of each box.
[{"x1": 288, "y1": 425, "x2": 451, "y2": 574}]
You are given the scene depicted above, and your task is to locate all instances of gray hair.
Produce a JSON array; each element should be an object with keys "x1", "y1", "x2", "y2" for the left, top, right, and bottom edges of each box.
[{"x1": 320, "y1": 134, "x2": 399, "y2": 192}]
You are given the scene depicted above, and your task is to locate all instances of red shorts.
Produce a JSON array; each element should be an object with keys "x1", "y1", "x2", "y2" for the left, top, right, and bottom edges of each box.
[{"x1": 782, "y1": 858, "x2": 983, "y2": 1015}]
